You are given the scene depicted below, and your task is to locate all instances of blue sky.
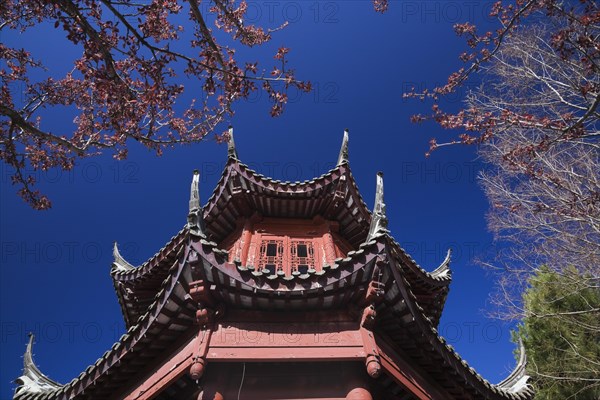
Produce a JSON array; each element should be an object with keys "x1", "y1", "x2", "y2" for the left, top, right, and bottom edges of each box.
[{"x1": 0, "y1": 1, "x2": 519, "y2": 398}]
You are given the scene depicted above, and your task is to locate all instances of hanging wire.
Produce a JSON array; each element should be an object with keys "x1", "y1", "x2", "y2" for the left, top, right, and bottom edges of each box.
[{"x1": 237, "y1": 362, "x2": 246, "y2": 400}]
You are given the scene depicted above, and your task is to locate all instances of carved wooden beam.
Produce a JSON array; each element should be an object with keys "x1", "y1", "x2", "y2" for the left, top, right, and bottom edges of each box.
[{"x1": 122, "y1": 336, "x2": 198, "y2": 400}]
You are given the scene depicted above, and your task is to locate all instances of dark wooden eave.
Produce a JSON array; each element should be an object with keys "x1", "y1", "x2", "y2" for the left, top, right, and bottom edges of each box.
[
  {"x1": 202, "y1": 158, "x2": 373, "y2": 248},
  {"x1": 195, "y1": 231, "x2": 450, "y2": 326},
  {"x1": 375, "y1": 242, "x2": 533, "y2": 400},
  {"x1": 110, "y1": 228, "x2": 452, "y2": 329},
  {"x1": 15, "y1": 237, "x2": 531, "y2": 400},
  {"x1": 110, "y1": 156, "x2": 453, "y2": 328},
  {"x1": 193, "y1": 233, "x2": 382, "y2": 311},
  {"x1": 15, "y1": 243, "x2": 199, "y2": 400},
  {"x1": 386, "y1": 234, "x2": 451, "y2": 327},
  {"x1": 110, "y1": 228, "x2": 189, "y2": 328}
]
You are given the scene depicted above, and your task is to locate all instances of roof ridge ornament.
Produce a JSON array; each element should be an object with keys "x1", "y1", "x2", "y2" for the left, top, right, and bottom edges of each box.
[
  {"x1": 497, "y1": 338, "x2": 532, "y2": 394},
  {"x1": 431, "y1": 248, "x2": 452, "y2": 278},
  {"x1": 112, "y1": 242, "x2": 135, "y2": 272},
  {"x1": 367, "y1": 172, "x2": 389, "y2": 240},
  {"x1": 336, "y1": 128, "x2": 349, "y2": 166},
  {"x1": 14, "y1": 333, "x2": 62, "y2": 395},
  {"x1": 187, "y1": 170, "x2": 206, "y2": 236},
  {"x1": 227, "y1": 126, "x2": 238, "y2": 160}
]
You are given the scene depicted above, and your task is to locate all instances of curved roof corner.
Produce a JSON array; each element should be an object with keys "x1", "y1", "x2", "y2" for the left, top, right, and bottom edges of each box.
[
  {"x1": 497, "y1": 339, "x2": 533, "y2": 396},
  {"x1": 337, "y1": 128, "x2": 349, "y2": 166},
  {"x1": 367, "y1": 172, "x2": 389, "y2": 241},
  {"x1": 14, "y1": 334, "x2": 62, "y2": 397},
  {"x1": 227, "y1": 126, "x2": 238, "y2": 160},
  {"x1": 431, "y1": 248, "x2": 452, "y2": 279},
  {"x1": 112, "y1": 242, "x2": 136, "y2": 272},
  {"x1": 187, "y1": 169, "x2": 205, "y2": 237}
]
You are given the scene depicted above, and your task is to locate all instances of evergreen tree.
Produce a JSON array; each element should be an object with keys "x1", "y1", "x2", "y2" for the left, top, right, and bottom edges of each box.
[{"x1": 516, "y1": 266, "x2": 600, "y2": 399}]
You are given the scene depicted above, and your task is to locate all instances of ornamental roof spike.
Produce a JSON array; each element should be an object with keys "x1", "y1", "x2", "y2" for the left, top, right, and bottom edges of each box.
[
  {"x1": 187, "y1": 169, "x2": 205, "y2": 236},
  {"x1": 431, "y1": 248, "x2": 452, "y2": 279},
  {"x1": 189, "y1": 169, "x2": 200, "y2": 212},
  {"x1": 227, "y1": 125, "x2": 238, "y2": 160},
  {"x1": 497, "y1": 338, "x2": 532, "y2": 395},
  {"x1": 336, "y1": 128, "x2": 349, "y2": 166},
  {"x1": 14, "y1": 333, "x2": 62, "y2": 396},
  {"x1": 112, "y1": 242, "x2": 135, "y2": 272},
  {"x1": 367, "y1": 171, "x2": 389, "y2": 240}
]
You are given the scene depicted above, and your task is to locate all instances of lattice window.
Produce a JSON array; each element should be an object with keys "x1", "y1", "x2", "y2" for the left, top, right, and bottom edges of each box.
[
  {"x1": 290, "y1": 240, "x2": 315, "y2": 274},
  {"x1": 258, "y1": 239, "x2": 284, "y2": 275}
]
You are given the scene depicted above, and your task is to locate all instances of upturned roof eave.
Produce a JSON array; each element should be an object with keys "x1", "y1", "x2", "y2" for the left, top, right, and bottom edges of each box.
[
  {"x1": 15, "y1": 245, "x2": 196, "y2": 400},
  {"x1": 190, "y1": 232, "x2": 382, "y2": 298},
  {"x1": 191, "y1": 234, "x2": 447, "y2": 306},
  {"x1": 110, "y1": 227, "x2": 188, "y2": 283},
  {"x1": 14, "y1": 334, "x2": 63, "y2": 399},
  {"x1": 383, "y1": 249, "x2": 533, "y2": 400},
  {"x1": 202, "y1": 157, "x2": 343, "y2": 212},
  {"x1": 201, "y1": 158, "x2": 373, "y2": 242},
  {"x1": 14, "y1": 233, "x2": 530, "y2": 400},
  {"x1": 372, "y1": 233, "x2": 452, "y2": 288},
  {"x1": 109, "y1": 228, "x2": 188, "y2": 327}
]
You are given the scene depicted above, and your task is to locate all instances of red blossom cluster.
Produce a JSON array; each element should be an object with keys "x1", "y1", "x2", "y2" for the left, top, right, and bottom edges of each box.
[
  {"x1": 404, "y1": 0, "x2": 599, "y2": 162},
  {"x1": 0, "y1": 0, "x2": 390, "y2": 209},
  {"x1": 372, "y1": 0, "x2": 389, "y2": 14},
  {"x1": 1, "y1": 0, "x2": 315, "y2": 208}
]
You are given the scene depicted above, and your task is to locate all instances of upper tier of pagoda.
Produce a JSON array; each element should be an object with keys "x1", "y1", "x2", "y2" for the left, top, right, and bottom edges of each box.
[{"x1": 110, "y1": 128, "x2": 452, "y2": 328}]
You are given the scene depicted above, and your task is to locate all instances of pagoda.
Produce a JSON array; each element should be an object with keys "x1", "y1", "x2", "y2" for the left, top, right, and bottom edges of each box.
[{"x1": 14, "y1": 129, "x2": 534, "y2": 400}]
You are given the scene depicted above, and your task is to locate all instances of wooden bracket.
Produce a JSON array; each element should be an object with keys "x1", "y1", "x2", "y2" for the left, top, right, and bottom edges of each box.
[
  {"x1": 360, "y1": 327, "x2": 382, "y2": 379},
  {"x1": 360, "y1": 305, "x2": 377, "y2": 329},
  {"x1": 189, "y1": 323, "x2": 213, "y2": 382},
  {"x1": 359, "y1": 302, "x2": 381, "y2": 379},
  {"x1": 189, "y1": 280, "x2": 215, "y2": 307}
]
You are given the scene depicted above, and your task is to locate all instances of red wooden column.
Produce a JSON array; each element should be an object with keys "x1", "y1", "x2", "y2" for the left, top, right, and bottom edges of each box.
[
  {"x1": 239, "y1": 218, "x2": 253, "y2": 264},
  {"x1": 319, "y1": 221, "x2": 336, "y2": 266}
]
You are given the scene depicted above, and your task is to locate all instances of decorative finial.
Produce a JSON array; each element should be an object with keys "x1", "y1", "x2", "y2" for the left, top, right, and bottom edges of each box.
[
  {"x1": 15, "y1": 333, "x2": 62, "y2": 395},
  {"x1": 337, "y1": 128, "x2": 349, "y2": 166},
  {"x1": 497, "y1": 338, "x2": 532, "y2": 394},
  {"x1": 187, "y1": 170, "x2": 205, "y2": 236},
  {"x1": 367, "y1": 171, "x2": 388, "y2": 240},
  {"x1": 112, "y1": 242, "x2": 135, "y2": 272},
  {"x1": 431, "y1": 248, "x2": 452, "y2": 279},
  {"x1": 189, "y1": 169, "x2": 200, "y2": 212},
  {"x1": 227, "y1": 126, "x2": 238, "y2": 159}
]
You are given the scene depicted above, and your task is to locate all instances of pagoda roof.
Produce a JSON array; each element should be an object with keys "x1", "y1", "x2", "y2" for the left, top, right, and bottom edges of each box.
[
  {"x1": 110, "y1": 224, "x2": 451, "y2": 330},
  {"x1": 110, "y1": 131, "x2": 452, "y2": 328},
  {"x1": 15, "y1": 230, "x2": 531, "y2": 400},
  {"x1": 14, "y1": 334, "x2": 62, "y2": 397},
  {"x1": 110, "y1": 228, "x2": 189, "y2": 327},
  {"x1": 202, "y1": 158, "x2": 372, "y2": 248},
  {"x1": 376, "y1": 244, "x2": 533, "y2": 400},
  {"x1": 193, "y1": 230, "x2": 450, "y2": 326},
  {"x1": 14, "y1": 129, "x2": 531, "y2": 400},
  {"x1": 15, "y1": 244, "x2": 200, "y2": 400}
]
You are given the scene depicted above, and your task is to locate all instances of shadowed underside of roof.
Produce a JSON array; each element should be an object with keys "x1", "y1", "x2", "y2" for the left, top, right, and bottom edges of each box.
[
  {"x1": 14, "y1": 233, "x2": 531, "y2": 400},
  {"x1": 108, "y1": 129, "x2": 452, "y2": 328}
]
